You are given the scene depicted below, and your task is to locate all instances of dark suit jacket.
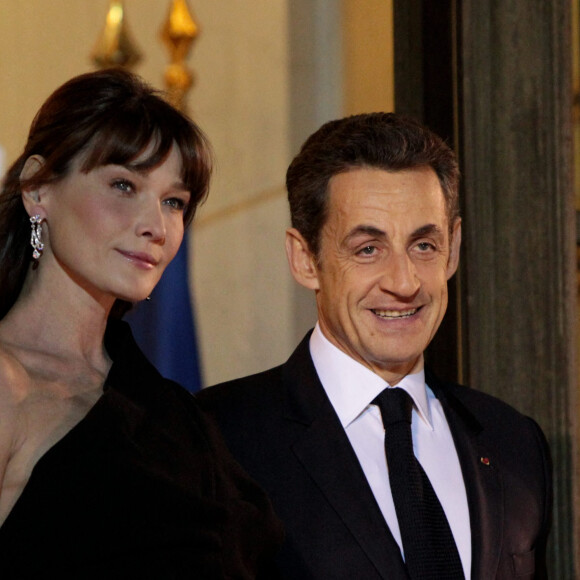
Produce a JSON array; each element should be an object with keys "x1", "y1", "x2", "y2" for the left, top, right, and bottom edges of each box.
[{"x1": 197, "y1": 332, "x2": 552, "y2": 580}]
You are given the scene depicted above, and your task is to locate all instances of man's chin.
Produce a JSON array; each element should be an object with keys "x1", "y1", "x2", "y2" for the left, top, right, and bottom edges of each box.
[{"x1": 365, "y1": 352, "x2": 425, "y2": 383}]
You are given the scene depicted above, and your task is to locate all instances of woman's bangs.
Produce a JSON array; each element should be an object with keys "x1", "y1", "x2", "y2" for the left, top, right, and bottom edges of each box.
[{"x1": 80, "y1": 113, "x2": 161, "y2": 171}]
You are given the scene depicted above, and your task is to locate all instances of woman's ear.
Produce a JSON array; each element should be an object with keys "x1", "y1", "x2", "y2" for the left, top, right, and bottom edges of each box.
[
  {"x1": 285, "y1": 228, "x2": 320, "y2": 291},
  {"x1": 20, "y1": 155, "x2": 47, "y2": 216}
]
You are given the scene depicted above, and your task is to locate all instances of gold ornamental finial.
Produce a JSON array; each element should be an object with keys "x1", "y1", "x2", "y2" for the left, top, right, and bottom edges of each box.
[
  {"x1": 160, "y1": 0, "x2": 199, "y2": 111},
  {"x1": 91, "y1": 0, "x2": 142, "y2": 69}
]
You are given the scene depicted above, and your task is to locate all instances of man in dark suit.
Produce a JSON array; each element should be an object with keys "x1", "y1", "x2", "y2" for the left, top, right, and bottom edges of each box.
[{"x1": 197, "y1": 113, "x2": 552, "y2": 579}]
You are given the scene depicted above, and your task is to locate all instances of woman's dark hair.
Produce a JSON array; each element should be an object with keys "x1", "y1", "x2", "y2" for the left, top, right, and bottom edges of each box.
[
  {"x1": 286, "y1": 112, "x2": 459, "y2": 258},
  {"x1": 0, "y1": 68, "x2": 212, "y2": 320}
]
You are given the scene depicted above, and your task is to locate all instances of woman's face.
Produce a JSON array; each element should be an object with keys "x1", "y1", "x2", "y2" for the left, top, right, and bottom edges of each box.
[{"x1": 36, "y1": 143, "x2": 190, "y2": 305}]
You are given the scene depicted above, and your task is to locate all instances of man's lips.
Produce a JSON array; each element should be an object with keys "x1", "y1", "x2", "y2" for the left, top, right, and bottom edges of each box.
[
  {"x1": 371, "y1": 307, "x2": 419, "y2": 319},
  {"x1": 117, "y1": 250, "x2": 159, "y2": 268}
]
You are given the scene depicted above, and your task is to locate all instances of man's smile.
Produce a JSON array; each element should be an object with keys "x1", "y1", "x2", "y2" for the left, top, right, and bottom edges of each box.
[{"x1": 371, "y1": 308, "x2": 419, "y2": 319}]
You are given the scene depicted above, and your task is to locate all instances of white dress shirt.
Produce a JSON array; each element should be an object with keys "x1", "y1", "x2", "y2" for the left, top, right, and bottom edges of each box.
[{"x1": 309, "y1": 323, "x2": 472, "y2": 578}]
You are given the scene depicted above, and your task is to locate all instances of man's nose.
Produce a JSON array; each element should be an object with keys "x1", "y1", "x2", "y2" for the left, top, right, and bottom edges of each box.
[{"x1": 378, "y1": 252, "x2": 420, "y2": 297}]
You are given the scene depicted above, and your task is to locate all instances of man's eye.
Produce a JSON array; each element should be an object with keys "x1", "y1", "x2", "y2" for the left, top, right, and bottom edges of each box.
[
  {"x1": 358, "y1": 246, "x2": 376, "y2": 255},
  {"x1": 416, "y1": 242, "x2": 435, "y2": 251}
]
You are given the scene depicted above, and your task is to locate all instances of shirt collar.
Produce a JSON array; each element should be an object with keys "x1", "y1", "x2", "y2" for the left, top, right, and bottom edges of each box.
[{"x1": 309, "y1": 323, "x2": 433, "y2": 430}]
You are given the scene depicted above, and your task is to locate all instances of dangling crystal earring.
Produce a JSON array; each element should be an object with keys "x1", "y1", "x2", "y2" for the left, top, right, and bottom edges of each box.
[{"x1": 30, "y1": 215, "x2": 44, "y2": 260}]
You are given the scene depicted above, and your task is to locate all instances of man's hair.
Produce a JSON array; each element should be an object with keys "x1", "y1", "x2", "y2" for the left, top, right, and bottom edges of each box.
[{"x1": 286, "y1": 112, "x2": 459, "y2": 257}]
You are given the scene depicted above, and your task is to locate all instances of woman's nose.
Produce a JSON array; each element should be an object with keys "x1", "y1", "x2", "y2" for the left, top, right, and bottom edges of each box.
[{"x1": 136, "y1": 201, "x2": 166, "y2": 244}]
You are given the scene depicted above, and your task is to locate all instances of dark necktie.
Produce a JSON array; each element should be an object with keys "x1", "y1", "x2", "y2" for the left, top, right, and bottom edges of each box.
[{"x1": 373, "y1": 387, "x2": 465, "y2": 580}]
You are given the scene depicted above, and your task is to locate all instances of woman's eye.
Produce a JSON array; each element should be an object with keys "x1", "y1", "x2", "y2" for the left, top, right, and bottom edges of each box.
[
  {"x1": 164, "y1": 197, "x2": 187, "y2": 211},
  {"x1": 112, "y1": 179, "x2": 135, "y2": 193}
]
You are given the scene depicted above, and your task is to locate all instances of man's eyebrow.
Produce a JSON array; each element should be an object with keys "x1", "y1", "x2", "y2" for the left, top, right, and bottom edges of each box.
[
  {"x1": 344, "y1": 225, "x2": 387, "y2": 242},
  {"x1": 344, "y1": 223, "x2": 444, "y2": 241},
  {"x1": 411, "y1": 224, "x2": 444, "y2": 237}
]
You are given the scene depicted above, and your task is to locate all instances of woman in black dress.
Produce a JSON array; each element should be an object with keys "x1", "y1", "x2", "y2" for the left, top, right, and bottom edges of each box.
[{"x1": 0, "y1": 69, "x2": 282, "y2": 578}]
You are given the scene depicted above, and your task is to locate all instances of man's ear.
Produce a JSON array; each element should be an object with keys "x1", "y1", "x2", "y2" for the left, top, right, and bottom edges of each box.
[
  {"x1": 446, "y1": 218, "x2": 462, "y2": 280},
  {"x1": 285, "y1": 228, "x2": 320, "y2": 291},
  {"x1": 20, "y1": 155, "x2": 47, "y2": 216}
]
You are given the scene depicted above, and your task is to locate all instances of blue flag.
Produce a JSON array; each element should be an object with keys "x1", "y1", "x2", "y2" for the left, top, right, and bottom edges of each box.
[{"x1": 125, "y1": 233, "x2": 203, "y2": 392}]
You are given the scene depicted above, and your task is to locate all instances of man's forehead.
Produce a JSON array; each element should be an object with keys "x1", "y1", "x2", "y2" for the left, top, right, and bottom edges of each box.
[
  {"x1": 327, "y1": 168, "x2": 446, "y2": 215},
  {"x1": 329, "y1": 165, "x2": 443, "y2": 197},
  {"x1": 317, "y1": 169, "x2": 450, "y2": 250}
]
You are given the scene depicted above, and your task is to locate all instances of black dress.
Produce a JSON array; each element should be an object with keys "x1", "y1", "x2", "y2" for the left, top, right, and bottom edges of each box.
[{"x1": 0, "y1": 321, "x2": 283, "y2": 579}]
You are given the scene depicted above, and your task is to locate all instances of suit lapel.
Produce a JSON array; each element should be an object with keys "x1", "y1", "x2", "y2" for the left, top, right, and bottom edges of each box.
[
  {"x1": 281, "y1": 338, "x2": 409, "y2": 580},
  {"x1": 427, "y1": 372, "x2": 503, "y2": 580}
]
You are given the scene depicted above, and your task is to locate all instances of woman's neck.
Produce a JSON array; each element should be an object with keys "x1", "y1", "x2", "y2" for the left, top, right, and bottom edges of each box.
[{"x1": 0, "y1": 264, "x2": 114, "y2": 378}]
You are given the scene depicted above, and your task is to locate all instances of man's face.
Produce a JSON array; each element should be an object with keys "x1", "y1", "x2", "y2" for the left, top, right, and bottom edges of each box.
[{"x1": 290, "y1": 166, "x2": 460, "y2": 385}]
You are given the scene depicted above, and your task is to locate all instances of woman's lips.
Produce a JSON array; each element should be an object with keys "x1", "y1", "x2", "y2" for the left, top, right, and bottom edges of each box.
[{"x1": 117, "y1": 250, "x2": 159, "y2": 269}]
